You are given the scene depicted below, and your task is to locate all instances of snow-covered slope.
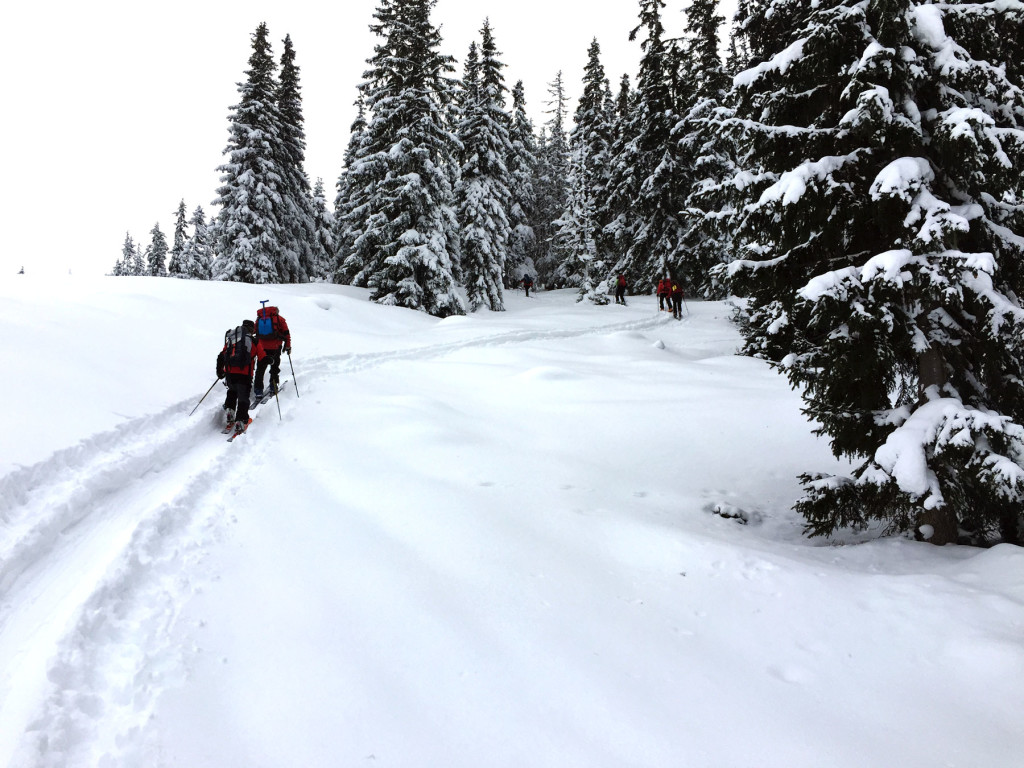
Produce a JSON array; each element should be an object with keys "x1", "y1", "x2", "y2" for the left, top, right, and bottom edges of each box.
[{"x1": 2, "y1": 276, "x2": 1022, "y2": 767}]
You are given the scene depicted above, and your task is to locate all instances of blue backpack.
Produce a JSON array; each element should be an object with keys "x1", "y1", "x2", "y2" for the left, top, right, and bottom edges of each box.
[{"x1": 257, "y1": 306, "x2": 280, "y2": 340}]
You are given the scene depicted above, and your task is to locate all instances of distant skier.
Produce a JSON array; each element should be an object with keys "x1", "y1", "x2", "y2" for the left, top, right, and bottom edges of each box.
[
  {"x1": 670, "y1": 279, "x2": 685, "y2": 320},
  {"x1": 615, "y1": 274, "x2": 627, "y2": 305},
  {"x1": 217, "y1": 319, "x2": 266, "y2": 433},
  {"x1": 657, "y1": 276, "x2": 670, "y2": 311},
  {"x1": 253, "y1": 304, "x2": 291, "y2": 398},
  {"x1": 522, "y1": 274, "x2": 534, "y2": 297}
]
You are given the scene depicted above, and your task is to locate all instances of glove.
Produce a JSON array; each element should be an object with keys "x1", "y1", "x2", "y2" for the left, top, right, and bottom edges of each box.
[{"x1": 284, "y1": 345, "x2": 292, "y2": 354}]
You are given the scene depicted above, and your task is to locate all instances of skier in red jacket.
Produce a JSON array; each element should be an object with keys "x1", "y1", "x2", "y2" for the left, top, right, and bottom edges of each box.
[
  {"x1": 657, "y1": 277, "x2": 671, "y2": 311},
  {"x1": 217, "y1": 319, "x2": 266, "y2": 432},
  {"x1": 253, "y1": 305, "x2": 291, "y2": 398}
]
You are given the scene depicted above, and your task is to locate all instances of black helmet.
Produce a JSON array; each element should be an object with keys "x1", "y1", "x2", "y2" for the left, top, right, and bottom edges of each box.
[{"x1": 241, "y1": 319, "x2": 256, "y2": 333}]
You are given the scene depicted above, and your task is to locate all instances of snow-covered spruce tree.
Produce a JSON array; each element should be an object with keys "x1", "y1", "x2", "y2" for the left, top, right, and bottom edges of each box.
[
  {"x1": 147, "y1": 223, "x2": 169, "y2": 276},
  {"x1": 276, "y1": 34, "x2": 317, "y2": 283},
  {"x1": 179, "y1": 205, "x2": 214, "y2": 279},
  {"x1": 311, "y1": 178, "x2": 335, "y2": 281},
  {"x1": 130, "y1": 239, "x2": 145, "y2": 276},
  {"x1": 533, "y1": 71, "x2": 571, "y2": 287},
  {"x1": 726, "y1": 0, "x2": 1024, "y2": 545},
  {"x1": 455, "y1": 21, "x2": 514, "y2": 312},
  {"x1": 555, "y1": 143, "x2": 610, "y2": 304},
  {"x1": 602, "y1": 0, "x2": 686, "y2": 293},
  {"x1": 166, "y1": 200, "x2": 189, "y2": 277},
  {"x1": 334, "y1": 96, "x2": 372, "y2": 285},
  {"x1": 505, "y1": 80, "x2": 540, "y2": 285},
  {"x1": 112, "y1": 233, "x2": 135, "y2": 276},
  {"x1": 557, "y1": 38, "x2": 616, "y2": 302},
  {"x1": 348, "y1": 0, "x2": 464, "y2": 317},
  {"x1": 212, "y1": 22, "x2": 286, "y2": 284},
  {"x1": 675, "y1": 0, "x2": 733, "y2": 297}
]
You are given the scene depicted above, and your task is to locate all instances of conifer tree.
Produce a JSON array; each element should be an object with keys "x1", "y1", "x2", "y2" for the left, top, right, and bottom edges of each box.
[
  {"x1": 167, "y1": 200, "x2": 189, "y2": 277},
  {"x1": 347, "y1": 0, "x2": 464, "y2": 317},
  {"x1": 456, "y1": 21, "x2": 514, "y2": 312},
  {"x1": 726, "y1": 0, "x2": 1024, "y2": 544},
  {"x1": 506, "y1": 80, "x2": 539, "y2": 284},
  {"x1": 311, "y1": 178, "x2": 335, "y2": 281},
  {"x1": 602, "y1": 0, "x2": 685, "y2": 293},
  {"x1": 131, "y1": 239, "x2": 146, "y2": 276},
  {"x1": 276, "y1": 34, "x2": 317, "y2": 283},
  {"x1": 213, "y1": 22, "x2": 286, "y2": 283},
  {"x1": 113, "y1": 233, "x2": 135, "y2": 276},
  {"x1": 147, "y1": 223, "x2": 169, "y2": 276},
  {"x1": 334, "y1": 96, "x2": 371, "y2": 285},
  {"x1": 179, "y1": 205, "x2": 214, "y2": 279},
  {"x1": 557, "y1": 39, "x2": 616, "y2": 301},
  {"x1": 533, "y1": 72, "x2": 571, "y2": 287},
  {"x1": 675, "y1": 0, "x2": 733, "y2": 296}
]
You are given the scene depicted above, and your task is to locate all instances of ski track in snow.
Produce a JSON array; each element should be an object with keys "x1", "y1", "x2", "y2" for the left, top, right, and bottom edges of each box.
[{"x1": 0, "y1": 312, "x2": 673, "y2": 767}]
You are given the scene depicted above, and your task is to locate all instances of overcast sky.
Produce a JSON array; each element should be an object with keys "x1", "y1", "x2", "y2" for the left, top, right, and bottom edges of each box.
[{"x1": 1, "y1": 0, "x2": 713, "y2": 278}]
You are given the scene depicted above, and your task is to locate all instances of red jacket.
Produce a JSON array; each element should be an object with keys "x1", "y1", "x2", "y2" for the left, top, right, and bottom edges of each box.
[
  {"x1": 657, "y1": 279, "x2": 670, "y2": 295},
  {"x1": 670, "y1": 282, "x2": 684, "y2": 298},
  {"x1": 218, "y1": 335, "x2": 266, "y2": 377},
  {"x1": 256, "y1": 307, "x2": 291, "y2": 351}
]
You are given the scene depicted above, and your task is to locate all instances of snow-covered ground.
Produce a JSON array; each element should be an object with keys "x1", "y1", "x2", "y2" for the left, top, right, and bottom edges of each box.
[{"x1": 2, "y1": 275, "x2": 1022, "y2": 767}]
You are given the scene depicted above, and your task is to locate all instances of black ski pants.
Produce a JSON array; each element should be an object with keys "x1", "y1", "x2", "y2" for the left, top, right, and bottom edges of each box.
[
  {"x1": 223, "y1": 372, "x2": 253, "y2": 423},
  {"x1": 672, "y1": 296, "x2": 683, "y2": 319},
  {"x1": 255, "y1": 349, "x2": 282, "y2": 392}
]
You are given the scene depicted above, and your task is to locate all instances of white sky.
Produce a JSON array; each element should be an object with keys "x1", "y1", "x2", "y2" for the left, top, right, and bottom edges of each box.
[{"x1": 0, "y1": 1, "x2": 712, "y2": 279}]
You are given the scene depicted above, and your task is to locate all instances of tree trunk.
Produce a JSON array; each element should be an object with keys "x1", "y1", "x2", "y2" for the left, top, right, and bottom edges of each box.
[
  {"x1": 917, "y1": 506, "x2": 959, "y2": 545},
  {"x1": 918, "y1": 346, "x2": 946, "y2": 401},
  {"x1": 917, "y1": 347, "x2": 955, "y2": 543}
]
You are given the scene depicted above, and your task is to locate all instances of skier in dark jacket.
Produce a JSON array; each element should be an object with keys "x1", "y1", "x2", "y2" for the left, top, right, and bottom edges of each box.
[
  {"x1": 217, "y1": 319, "x2": 266, "y2": 433},
  {"x1": 253, "y1": 305, "x2": 291, "y2": 398},
  {"x1": 522, "y1": 274, "x2": 534, "y2": 297},
  {"x1": 670, "y1": 279, "x2": 685, "y2": 320}
]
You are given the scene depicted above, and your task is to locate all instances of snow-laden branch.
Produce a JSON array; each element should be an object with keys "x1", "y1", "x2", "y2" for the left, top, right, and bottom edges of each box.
[
  {"x1": 871, "y1": 398, "x2": 1024, "y2": 507},
  {"x1": 733, "y1": 38, "x2": 807, "y2": 88},
  {"x1": 754, "y1": 152, "x2": 863, "y2": 208}
]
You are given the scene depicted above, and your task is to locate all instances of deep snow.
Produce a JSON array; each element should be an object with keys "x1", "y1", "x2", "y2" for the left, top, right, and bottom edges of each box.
[{"x1": 1, "y1": 275, "x2": 1022, "y2": 767}]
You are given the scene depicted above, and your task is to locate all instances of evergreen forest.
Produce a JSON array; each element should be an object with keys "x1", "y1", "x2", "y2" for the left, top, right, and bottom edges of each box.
[{"x1": 109, "y1": 0, "x2": 1024, "y2": 547}]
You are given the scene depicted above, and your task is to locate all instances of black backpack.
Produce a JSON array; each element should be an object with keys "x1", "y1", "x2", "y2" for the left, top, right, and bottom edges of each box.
[{"x1": 223, "y1": 326, "x2": 252, "y2": 369}]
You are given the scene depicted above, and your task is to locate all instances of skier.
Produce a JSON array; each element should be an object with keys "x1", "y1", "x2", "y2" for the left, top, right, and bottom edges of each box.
[
  {"x1": 217, "y1": 319, "x2": 266, "y2": 433},
  {"x1": 522, "y1": 274, "x2": 534, "y2": 297},
  {"x1": 657, "y1": 275, "x2": 670, "y2": 311},
  {"x1": 670, "y1": 278, "x2": 685, "y2": 320},
  {"x1": 253, "y1": 304, "x2": 292, "y2": 398},
  {"x1": 615, "y1": 274, "x2": 627, "y2": 305}
]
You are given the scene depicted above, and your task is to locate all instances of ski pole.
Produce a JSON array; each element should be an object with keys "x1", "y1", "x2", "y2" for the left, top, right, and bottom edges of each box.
[
  {"x1": 287, "y1": 350, "x2": 300, "y2": 398},
  {"x1": 189, "y1": 377, "x2": 221, "y2": 417},
  {"x1": 273, "y1": 382, "x2": 282, "y2": 420}
]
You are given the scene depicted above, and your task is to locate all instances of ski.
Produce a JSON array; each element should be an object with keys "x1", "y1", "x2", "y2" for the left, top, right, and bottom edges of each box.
[
  {"x1": 227, "y1": 418, "x2": 253, "y2": 442},
  {"x1": 251, "y1": 378, "x2": 288, "y2": 409}
]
